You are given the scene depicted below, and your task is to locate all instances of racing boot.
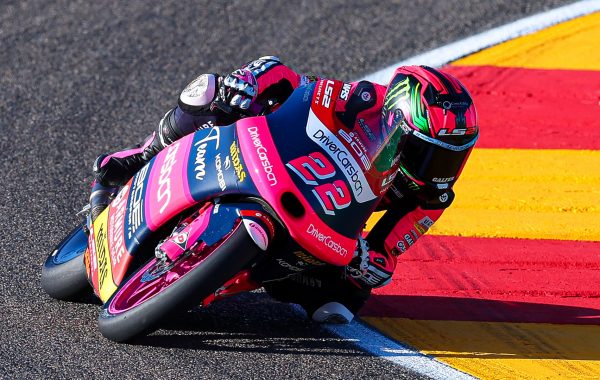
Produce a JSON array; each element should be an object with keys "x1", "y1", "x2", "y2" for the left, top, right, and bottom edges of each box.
[{"x1": 93, "y1": 138, "x2": 154, "y2": 187}]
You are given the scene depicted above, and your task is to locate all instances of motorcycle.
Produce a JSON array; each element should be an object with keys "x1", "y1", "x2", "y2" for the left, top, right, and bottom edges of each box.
[{"x1": 41, "y1": 79, "x2": 401, "y2": 342}]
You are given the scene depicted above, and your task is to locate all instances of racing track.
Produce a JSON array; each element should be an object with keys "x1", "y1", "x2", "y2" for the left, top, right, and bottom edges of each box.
[{"x1": 0, "y1": 1, "x2": 575, "y2": 378}]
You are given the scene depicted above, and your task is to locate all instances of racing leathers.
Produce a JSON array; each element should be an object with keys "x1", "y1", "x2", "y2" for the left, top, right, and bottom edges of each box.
[{"x1": 93, "y1": 57, "x2": 453, "y2": 321}]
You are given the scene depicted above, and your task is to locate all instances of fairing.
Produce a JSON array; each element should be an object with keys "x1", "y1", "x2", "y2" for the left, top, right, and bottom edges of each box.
[{"x1": 88, "y1": 79, "x2": 393, "y2": 299}]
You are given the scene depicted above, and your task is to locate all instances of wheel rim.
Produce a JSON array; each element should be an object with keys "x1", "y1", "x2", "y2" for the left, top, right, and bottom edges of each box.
[
  {"x1": 107, "y1": 223, "x2": 238, "y2": 315},
  {"x1": 51, "y1": 226, "x2": 87, "y2": 265}
]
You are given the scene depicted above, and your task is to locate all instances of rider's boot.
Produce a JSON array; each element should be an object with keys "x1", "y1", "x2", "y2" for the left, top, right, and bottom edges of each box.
[
  {"x1": 89, "y1": 181, "x2": 117, "y2": 221},
  {"x1": 264, "y1": 269, "x2": 370, "y2": 324}
]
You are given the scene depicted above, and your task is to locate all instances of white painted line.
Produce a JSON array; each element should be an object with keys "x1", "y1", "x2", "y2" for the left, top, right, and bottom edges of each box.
[
  {"x1": 324, "y1": 320, "x2": 477, "y2": 380},
  {"x1": 362, "y1": 0, "x2": 600, "y2": 84},
  {"x1": 289, "y1": 304, "x2": 475, "y2": 379}
]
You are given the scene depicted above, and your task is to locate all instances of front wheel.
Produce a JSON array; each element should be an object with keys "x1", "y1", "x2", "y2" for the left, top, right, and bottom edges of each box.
[
  {"x1": 98, "y1": 221, "x2": 261, "y2": 342},
  {"x1": 41, "y1": 225, "x2": 90, "y2": 300}
]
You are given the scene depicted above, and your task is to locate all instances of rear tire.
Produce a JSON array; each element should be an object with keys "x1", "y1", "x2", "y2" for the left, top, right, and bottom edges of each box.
[
  {"x1": 98, "y1": 222, "x2": 261, "y2": 342},
  {"x1": 41, "y1": 225, "x2": 90, "y2": 300}
]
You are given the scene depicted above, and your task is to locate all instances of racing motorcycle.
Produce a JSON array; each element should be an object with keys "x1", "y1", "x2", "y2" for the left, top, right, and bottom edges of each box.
[{"x1": 41, "y1": 79, "x2": 401, "y2": 342}]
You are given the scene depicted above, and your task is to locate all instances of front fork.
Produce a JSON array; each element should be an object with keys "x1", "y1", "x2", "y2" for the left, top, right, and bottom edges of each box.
[{"x1": 154, "y1": 200, "x2": 278, "y2": 305}]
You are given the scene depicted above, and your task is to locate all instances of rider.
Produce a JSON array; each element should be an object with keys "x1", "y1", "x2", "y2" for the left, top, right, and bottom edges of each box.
[{"x1": 93, "y1": 56, "x2": 478, "y2": 323}]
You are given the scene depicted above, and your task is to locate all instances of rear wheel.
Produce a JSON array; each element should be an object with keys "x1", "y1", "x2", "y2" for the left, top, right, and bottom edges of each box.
[
  {"x1": 41, "y1": 225, "x2": 90, "y2": 300},
  {"x1": 98, "y1": 221, "x2": 261, "y2": 342}
]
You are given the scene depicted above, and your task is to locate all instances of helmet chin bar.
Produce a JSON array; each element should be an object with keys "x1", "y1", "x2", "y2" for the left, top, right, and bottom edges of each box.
[{"x1": 398, "y1": 164, "x2": 451, "y2": 204}]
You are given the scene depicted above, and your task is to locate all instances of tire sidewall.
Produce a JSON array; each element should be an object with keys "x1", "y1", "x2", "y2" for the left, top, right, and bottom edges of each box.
[
  {"x1": 41, "y1": 226, "x2": 90, "y2": 300},
  {"x1": 98, "y1": 223, "x2": 260, "y2": 342}
]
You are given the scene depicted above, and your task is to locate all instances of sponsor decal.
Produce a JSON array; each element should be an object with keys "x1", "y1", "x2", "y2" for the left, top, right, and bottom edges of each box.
[
  {"x1": 242, "y1": 219, "x2": 269, "y2": 251},
  {"x1": 246, "y1": 57, "x2": 279, "y2": 77},
  {"x1": 300, "y1": 74, "x2": 319, "y2": 87},
  {"x1": 338, "y1": 129, "x2": 371, "y2": 170},
  {"x1": 128, "y1": 165, "x2": 149, "y2": 239},
  {"x1": 276, "y1": 258, "x2": 303, "y2": 272},
  {"x1": 88, "y1": 226, "x2": 98, "y2": 273},
  {"x1": 157, "y1": 141, "x2": 180, "y2": 214},
  {"x1": 382, "y1": 171, "x2": 398, "y2": 189},
  {"x1": 214, "y1": 153, "x2": 226, "y2": 191},
  {"x1": 438, "y1": 128, "x2": 471, "y2": 136},
  {"x1": 358, "y1": 118, "x2": 376, "y2": 142},
  {"x1": 439, "y1": 193, "x2": 449, "y2": 203},
  {"x1": 321, "y1": 80, "x2": 335, "y2": 108},
  {"x1": 96, "y1": 225, "x2": 109, "y2": 288},
  {"x1": 247, "y1": 126, "x2": 277, "y2": 187},
  {"x1": 432, "y1": 177, "x2": 455, "y2": 183},
  {"x1": 229, "y1": 141, "x2": 247, "y2": 182},
  {"x1": 224, "y1": 155, "x2": 231, "y2": 170},
  {"x1": 307, "y1": 114, "x2": 377, "y2": 203},
  {"x1": 293, "y1": 250, "x2": 325, "y2": 266},
  {"x1": 411, "y1": 229, "x2": 419, "y2": 240},
  {"x1": 286, "y1": 153, "x2": 351, "y2": 215},
  {"x1": 361, "y1": 91, "x2": 372, "y2": 102},
  {"x1": 108, "y1": 185, "x2": 129, "y2": 265},
  {"x1": 384, "y1": 76, "x2": 411, "y2": 110},
  {"x1": 289, "y1": 273, "x2": 322, "y2": 288},
  {"x1": 200, "y1": 120, "x2": 215, "y2": 130},
  {"x1": 314, "y1": 80, "x2": 324, "y2": 105},
  {"x1": 173, "y1": 231, "x2": 189, "y2": 250},
  {"x1": 240, "y1": 210, "x2": 276, "y2": 238},
  {"x1": 306, "y1": 223, "x2": 348, "y2": 257},
  {"x1": 396, "y1": 240, "x2": 407, "y2": 253},
  {"x1": 418, "y1": 216, "x2": 434, "y2": 229},
  {"x1": 193, "y1": 127, "x2": 220, "y2": 181},
  {"x1": 303, "y1": 86, "x2": 312, "y2": 102},
  {"x1": 340, "y1": 83, "x2": 351, "y2": 101},
  {"x1": 414, "y1": 222, "x2": 427, "y2": 235},
  {"x1": 404, "y1": 233, "x2": 414, "y2": 246}
]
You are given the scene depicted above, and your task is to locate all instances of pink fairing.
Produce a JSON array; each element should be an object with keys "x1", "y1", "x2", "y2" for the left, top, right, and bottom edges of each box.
[
  {"x1": 383, "y1": 206, "x2": 443, "y2": 256},
  {"x1": 145, "y1": 135, "x2": 196, "y2": 231},
  {"x1": 100, "y1": 132, "x2": 156, "y2": 167},
  {"x1": 236, "y1": 117, "x2": 355, "y2": 266}
]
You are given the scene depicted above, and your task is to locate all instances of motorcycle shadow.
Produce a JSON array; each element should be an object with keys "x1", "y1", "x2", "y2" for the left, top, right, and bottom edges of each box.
[{"x1": 133, "y1": 291, "x2": 369, "y2": 356}]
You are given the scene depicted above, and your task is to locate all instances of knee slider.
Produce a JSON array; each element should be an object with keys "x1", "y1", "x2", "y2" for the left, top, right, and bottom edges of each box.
[{"x1": 178, "y1": 73, "x2": 218, "y2": 114}]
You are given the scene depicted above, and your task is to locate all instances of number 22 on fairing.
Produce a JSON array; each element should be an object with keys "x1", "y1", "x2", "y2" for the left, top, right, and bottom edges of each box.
[{"x1": 286, "y1": 152, "x2": 351, "y2": 215}]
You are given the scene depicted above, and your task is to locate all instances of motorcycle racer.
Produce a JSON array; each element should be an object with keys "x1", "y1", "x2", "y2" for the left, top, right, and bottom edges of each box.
[{"x1": 92, "y1": 56, "x2": 479, "y2": 324}]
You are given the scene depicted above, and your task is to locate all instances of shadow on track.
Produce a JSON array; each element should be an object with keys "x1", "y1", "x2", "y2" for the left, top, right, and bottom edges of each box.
[{"x1": 128, "y1": 291, "x2": 371, "y2": 357}]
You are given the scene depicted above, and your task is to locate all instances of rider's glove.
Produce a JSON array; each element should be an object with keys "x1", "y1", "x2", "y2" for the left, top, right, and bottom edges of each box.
[
  {"x1": 217, "y1": 56, "x2": 282, "y2": 114},
  {"x1": 219, "y1": 68, "x2": 258, "y2": 112},
  {"x1": 347, "y1": 237, "x2": 395, "y2": 288}
]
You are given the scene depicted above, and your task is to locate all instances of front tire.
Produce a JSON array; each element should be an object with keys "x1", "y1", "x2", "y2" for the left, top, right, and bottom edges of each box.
[
  {"x1": 98, "y1": 222, "x2": 261, "y2": 342},
  {"x1": 41, "y1": 225, "x2": 90, "y2": 300}
]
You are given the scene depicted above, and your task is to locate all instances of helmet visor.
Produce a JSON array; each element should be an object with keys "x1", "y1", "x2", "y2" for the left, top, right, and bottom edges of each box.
[{"x1": 400, "y1": 129, "x2": 477, "y2": 184}]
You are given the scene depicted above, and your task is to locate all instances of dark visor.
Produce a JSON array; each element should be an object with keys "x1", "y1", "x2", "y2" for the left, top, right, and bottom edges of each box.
[{"x1": 400, "y1": 130, "x2": 477, "y2": 183}]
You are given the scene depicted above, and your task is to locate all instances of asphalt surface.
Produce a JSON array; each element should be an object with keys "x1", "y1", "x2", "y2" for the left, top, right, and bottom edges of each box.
[{"x1": 0, "y1": 1, "x2": 574, "y2": 379}]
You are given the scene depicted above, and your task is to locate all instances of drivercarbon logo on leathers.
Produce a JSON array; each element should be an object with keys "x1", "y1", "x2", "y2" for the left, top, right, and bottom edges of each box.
[{"x1": 306, "y1": 110, "x2": 376, "y2": 203}]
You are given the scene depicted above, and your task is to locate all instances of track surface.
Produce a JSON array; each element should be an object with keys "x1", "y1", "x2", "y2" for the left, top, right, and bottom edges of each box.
[{"x1": 0, "y1": 1, "x2": 573, "y2": 378}]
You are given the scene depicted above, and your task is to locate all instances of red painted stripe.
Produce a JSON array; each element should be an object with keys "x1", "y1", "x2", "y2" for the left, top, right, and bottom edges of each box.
[
  {"x1": 361, "y1": 235, "x2": 600, "y2": 324},
  {"x1": 444, "y1": 66, "x2": 600, "y2": 149}
]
